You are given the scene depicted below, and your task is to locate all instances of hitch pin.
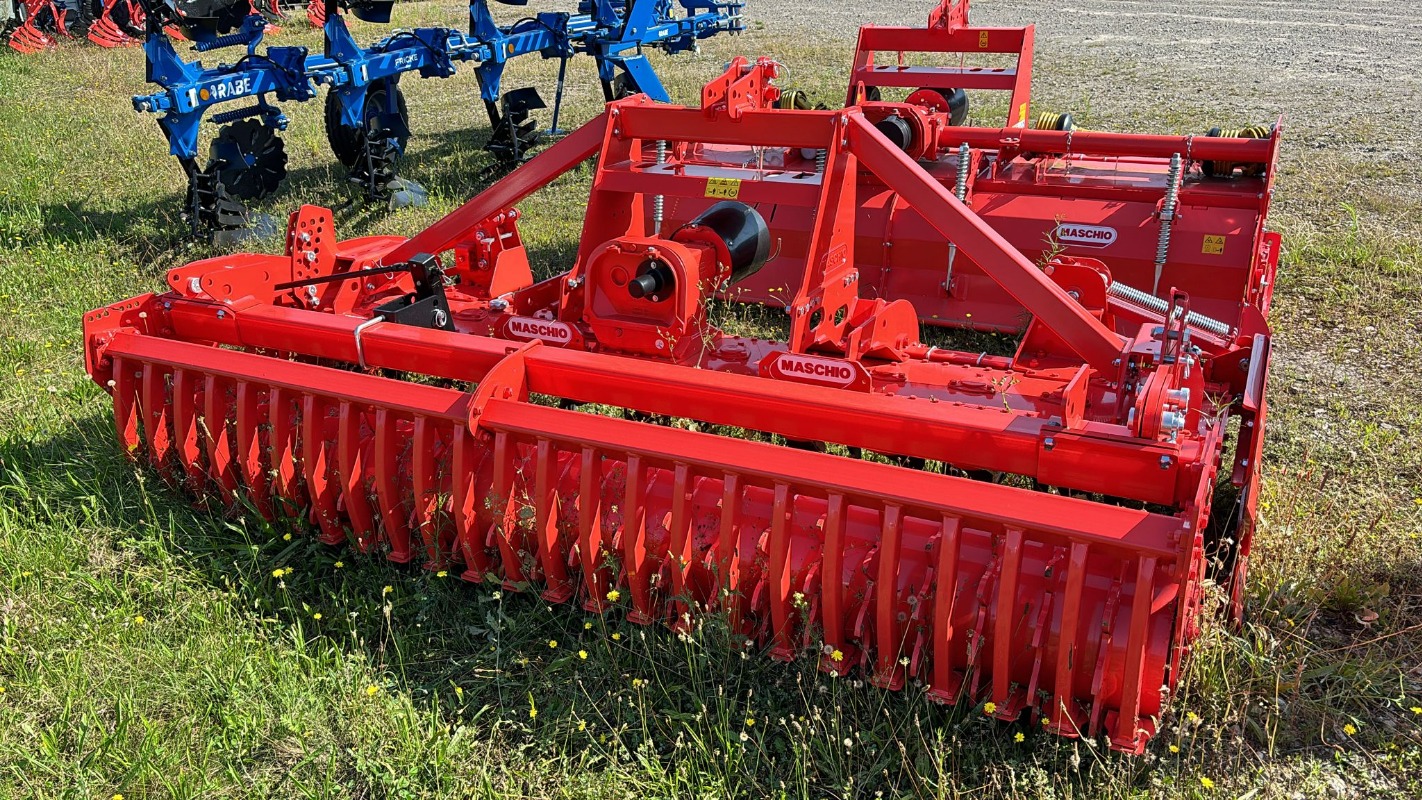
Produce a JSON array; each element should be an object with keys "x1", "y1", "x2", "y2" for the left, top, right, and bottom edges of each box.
[{"x1": 353, "y1": 315, "x2": 384, "y2": 370}]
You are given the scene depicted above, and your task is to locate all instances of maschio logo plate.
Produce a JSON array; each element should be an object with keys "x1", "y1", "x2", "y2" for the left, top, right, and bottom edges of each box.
[
  {"x1": 760, "y1": 352, "x2": 871, "y2": 391},
  {"x1": 504, "y1": 315, "x2": 575, "y2": 345},
  {"x1": 1054, "y1": 223, "x2": 1118, "y2": 249}
]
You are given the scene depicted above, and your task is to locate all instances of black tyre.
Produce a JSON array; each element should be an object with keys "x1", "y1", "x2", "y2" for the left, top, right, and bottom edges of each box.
[{"x1": 325, "y1": 80, "x2": 409, "y2": 168}]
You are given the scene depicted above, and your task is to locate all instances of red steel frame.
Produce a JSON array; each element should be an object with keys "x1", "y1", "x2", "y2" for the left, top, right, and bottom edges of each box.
[
  {"x1": 82, "y1": 1, "x2": 1278, "y2": 755},
  {"x1": 847, "y1": 0, "x2": 1033, "y2": 127}
]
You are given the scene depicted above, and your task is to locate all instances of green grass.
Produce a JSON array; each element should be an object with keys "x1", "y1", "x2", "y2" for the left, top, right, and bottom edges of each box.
[{"x1": 2, "y1": 3, "x2": 1421, "y2": 798}]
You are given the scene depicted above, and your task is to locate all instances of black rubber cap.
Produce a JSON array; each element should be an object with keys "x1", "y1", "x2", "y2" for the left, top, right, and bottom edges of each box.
[
  {"x1": 687, "y1": 201, "x2": 772, "y2": 284},
  {"x1": 874, "y1": 115, "x2": 915, "y2": 151}
]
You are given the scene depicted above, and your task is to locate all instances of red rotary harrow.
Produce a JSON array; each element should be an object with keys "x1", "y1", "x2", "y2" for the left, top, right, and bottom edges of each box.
[{"x1": 83, "y1": 0, "x2": 1279, "y2": 753}]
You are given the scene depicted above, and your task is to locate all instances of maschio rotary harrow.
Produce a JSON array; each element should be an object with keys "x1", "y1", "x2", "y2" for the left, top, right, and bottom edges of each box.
[
  {"x1": 84, "y1": 0, "x2": 1280, "y2": 753},
  {"x1": 132, "y1": 0, "x2": 744, "y2": 237}
]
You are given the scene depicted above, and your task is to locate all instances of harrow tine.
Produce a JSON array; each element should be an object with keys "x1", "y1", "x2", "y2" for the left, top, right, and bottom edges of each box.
[
  {"x1": 233, "y1": 380, "x2": 273, "y2": 521},
  {"x1": 1048, "y1": 542, "x2": 1088, "y2": 736},
  {"x1": 140, "y1": 363, "x2": 173, "y2": 482},
  {"x1": 819, "y1": 492, "x2": 854, "y2": 674},
  {"x1": 990, "y1": 528, "x2": 1026, "y2": 717},
  {"x1": 487, "y1": 431, "x2": 528, "y2": 589},
  {"x1": 872, "y1": 504, "x2": 906, "y2": 689},
  {"x1": 577, "y1": 447, "x2": 611, "y2": 612},
  {"x1": 268, "y1": 386, "x2": 302, "y2": 518},
  {"x1": 451, "y1": 422, "x2": 490, "y2": 577},
  {"x1": 7, "y1": 22, "x2": 56, "y2": 54},
  {"x1": 337, "y1": 400, "x2": 378, "y2": 551},
  {"x1": 202, "y1": 374, "x2": 239, "y2": 508},
  {"x1": 766, "y1": 483, "x2": 795, "y2": 660},
  {"x1": 1088, "y1": 580, "x2": 1124, "y2": 738},
  {"x1": 621, "y1": 455, "x2": 654, "y2": 623},
  {"x1": 716, "y1": 473, "x2": 744, "y2": 631},
  {"x1": 110, "y1": 357, "x2": 140, "y2": 460},
  {"x1": 172, "y1": 368, "x2": 206, "y2": 496},
  {"x1": 665, "y1": 463, "x2": 695, "y2": 627},
  {"x1": 532, "y1": 439, "x2": 573, "y2": 602},
  {"x1": 929, "y1": 515, "x2": 963, "y2": 700},
  {"x1": 86, "y1": 16, "x2": 134, "y2": 48},
  {"x1": 410, "y1": 416, "x2": 444, "y2": 564},
  {"x1": 1113, "y1": 556, "x2": 1158, "y2": 751},
  {"x1": 300, "y1": 394, "x2": 344, "y2": 544},
  {"x1": 372, "y1": 410, "x2": 411, "y2": 563}
]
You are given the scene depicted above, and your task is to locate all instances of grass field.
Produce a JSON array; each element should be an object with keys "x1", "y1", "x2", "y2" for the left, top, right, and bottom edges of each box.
[{"x1": 1, "y1": 2, "x2": 1421, "y2": 798}]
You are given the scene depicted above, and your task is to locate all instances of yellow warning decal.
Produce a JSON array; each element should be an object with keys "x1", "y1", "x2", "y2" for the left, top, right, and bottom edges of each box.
[
  {"x1": 1202, "y1": 235, "x2": 1226, "y2": 255},
  {"x1": 705, "y1": 177, "x2": 742, "y2": 199},
  {"x1": 978, "y1": 31, "x2": 990, "y2": 49},
  {"x1": 1019, "y1": 103, "x2": 1028, "y2": 125}
]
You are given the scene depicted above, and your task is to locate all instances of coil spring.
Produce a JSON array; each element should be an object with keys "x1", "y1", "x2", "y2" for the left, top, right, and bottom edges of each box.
[
  {"x1": 1153, "y1": 153, "x2": 1183, "y2": 293},
  {"x1": 1032, "y1": 111, "x2": 1077, "y2": 132},
  {"x1": 1203, "y1": 124, "x2": 1271, "y2": 178},
  {"x1": 194, "y1": 29, "x2": 255, "y2": 52},
  {"x1": 653, "y1": 140, "x2": 667, "y2": 235}
]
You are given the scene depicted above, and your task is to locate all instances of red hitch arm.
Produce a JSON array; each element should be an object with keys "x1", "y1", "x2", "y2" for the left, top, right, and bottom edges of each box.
[
  {"x1": 847, "y1": 114, "x2": 1129, "y2": 373},
  {"x1": 384, "y1": 111, "x2": 611, "y2": 265}
]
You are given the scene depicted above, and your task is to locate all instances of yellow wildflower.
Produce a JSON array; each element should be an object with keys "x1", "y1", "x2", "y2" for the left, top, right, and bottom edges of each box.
[
  {"x1": 830, "y1": 649, "x2": 844, "y2": 662},
  {"x1": 334, "y1": 561, "x2": 344, "y2": 569},
  {"x1": 133, "y1": 615, "x2": 145, "y2": 625},
  {"x1": 382, "y1": 585, "x2": 393, "y2": 595},
  {"x1": 578, "y1": 650, "x2": 588, "y2": 660},
  {"x1": 272, "y1": 568, "x2": 285, "y2": 578},
  {"x1": 113, "y1": 795, "x2": 124, "y2": 800},
  {"x1": 1410, "y1": 706, "x2": 1422, "y2": 715},
  {"x1": 1343, "y1": 723, "x2": 1357, "y2": 736},
  {"x1": 577, "y1": 720, "x2": 587, "y2": 732},
  {"x1": 528, "y1": 694, "x2": 538, "y2": 719},
  {"x1": 631, "y1": 678, "x2": 646, "y2": 689},
  {"x1": 606, "y1": 589, "x2": 621, "y2": 602},
  {"x1": 612, "y1": 632, "x2": 622, "y2": 641},
  {"x1": 584, "y1": 622, "x2": 593, "y2": 630},
  {"x1": 283, "y1": 533, "x2": 292, "y2": 541},
  {"x1": 313, "y1": 613, "x2": 322, "y2": 620},
  {"x1": 366, "y1": 685, "x2": 380, "y2": 697},
  {"x1": 548, "y1": 640, "x2": 558, "y2": 649},
  {"x1": 745, "y1": 717, "x2": 754, "y2": 727},
  {"x1": 437, "y1": 570, "x2": 448, "y2": 578},
  {"x1": 1200, "y1": 777, "x2": 1214, "y2": 790},
  {"x1": 983, "y1": 702, "x2": 997, "y2": 715},
  {"x1": 1169, "y1": 744, "x2": 1180, "y2": 753},
  {"x1": 1014, "y1": 732, "x2": 1025, "y2": 743}
]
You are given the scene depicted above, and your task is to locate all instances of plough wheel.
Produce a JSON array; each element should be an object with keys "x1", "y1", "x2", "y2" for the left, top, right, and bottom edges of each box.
[
  {"x1": 209, "y1": 119, "x2": 289, "y2": 201},
  {"x1": 324, "y1": 80, "x2": 409, "y2": 169}
]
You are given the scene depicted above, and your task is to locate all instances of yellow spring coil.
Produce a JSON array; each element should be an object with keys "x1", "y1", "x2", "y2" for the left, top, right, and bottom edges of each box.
[
  {"x1": 777, "y1": 90, "x2": 813, "y2": 110},
  {"x1": 1204, "y1": 124, "x2": 1272, "y2": 178},
  {"x1": 1032, "y1": 111, "x2": 1078, "y2": 132}
]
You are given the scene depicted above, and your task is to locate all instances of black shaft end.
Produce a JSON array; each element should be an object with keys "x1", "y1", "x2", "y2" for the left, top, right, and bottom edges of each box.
[{"x1": 628, "y1": 259, "x2": 674, "y2": 300}]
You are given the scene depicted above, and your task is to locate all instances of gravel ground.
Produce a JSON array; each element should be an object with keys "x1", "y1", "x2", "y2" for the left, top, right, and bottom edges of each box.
[
  {"x1": 752, "y1": 0, "x2": 1422, "y2": 211},
  {"x1": 766, "y1": 0, "x2": 1422, "y2": 113}
]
